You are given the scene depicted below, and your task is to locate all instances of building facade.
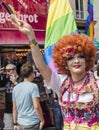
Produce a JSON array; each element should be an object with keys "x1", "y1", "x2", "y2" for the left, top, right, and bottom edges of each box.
[
  {"x1": 94, "y1": 0, "x2": 99, "y2": 41},
  {"x1": 69, "y1": 0, "x2": 99, "y2": 41}
]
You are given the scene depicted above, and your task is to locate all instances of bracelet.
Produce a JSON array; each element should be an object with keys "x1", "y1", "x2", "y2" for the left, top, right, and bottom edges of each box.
[
  {"x1": 53, "y1": 98, "x2": 58, "y2": 101},
  {"x1": 29, "y1": 39, "x2": 37, "y2": 48},
  {"x1": 13, "y1": 123, "x2": 18, "y2": 125}
]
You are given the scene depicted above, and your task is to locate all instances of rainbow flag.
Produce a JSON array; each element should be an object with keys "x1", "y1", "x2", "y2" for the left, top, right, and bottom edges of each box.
[
  {"x1": 85, "y1": 0, "x2": 94, "y2": 39},
  {"x1": 44, "y1": 0, "x2": 77, "y2": 72}
]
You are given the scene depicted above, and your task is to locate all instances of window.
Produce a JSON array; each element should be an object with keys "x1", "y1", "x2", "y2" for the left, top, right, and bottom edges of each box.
[{"x1": 75, "y1": 0, "x2": 85, "y2": 19}]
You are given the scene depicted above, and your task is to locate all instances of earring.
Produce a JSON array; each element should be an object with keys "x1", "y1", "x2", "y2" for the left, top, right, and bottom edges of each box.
[{"x1": 65, "y1": 66, "x2": 68, "y2": 69}]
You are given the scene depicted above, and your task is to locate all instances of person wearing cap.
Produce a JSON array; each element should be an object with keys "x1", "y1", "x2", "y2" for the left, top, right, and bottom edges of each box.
[{"x1": 3, "y1": 64, "x2": 22, "y2": 130}]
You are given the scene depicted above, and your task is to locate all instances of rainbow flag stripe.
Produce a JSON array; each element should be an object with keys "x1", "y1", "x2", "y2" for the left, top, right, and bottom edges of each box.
[
  {"x1": 85, "y1": 0, "x2": 94, "y2": 39},
  {"x1": 44, "y1": 0, "x2": 77, "y2": 72}
]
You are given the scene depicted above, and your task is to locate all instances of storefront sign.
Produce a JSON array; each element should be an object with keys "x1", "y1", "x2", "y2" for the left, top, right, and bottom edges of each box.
[{"x1": 0, "y1": 0, "x2": 48, "y2": 45}]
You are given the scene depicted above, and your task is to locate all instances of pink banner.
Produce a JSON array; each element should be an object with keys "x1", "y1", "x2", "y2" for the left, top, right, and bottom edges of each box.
[{"x1": 0, "y1": 0, "x2": 48, "y2": 45}]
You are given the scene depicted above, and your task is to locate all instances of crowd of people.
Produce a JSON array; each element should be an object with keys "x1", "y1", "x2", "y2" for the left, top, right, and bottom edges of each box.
[
  {"x1": 0, "y1": 62, "x2": 45, "y2": 130},
  {"x1": 0, "y1": 14, "x2": 99, "y2": 130}
]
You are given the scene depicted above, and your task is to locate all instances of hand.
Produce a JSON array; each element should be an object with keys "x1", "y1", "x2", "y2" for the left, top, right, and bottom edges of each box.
[
  {"x1": 14, "y1": 125, "x2": 19, "y2": 130},
  {"x1": 10, "y1": 74, "x2": 18, "y2": 85},
  {"x1": 39, "y1": 121, "x2": 45, "y2": 130},
  {"x1": 11, "y1": 14, "x2": 35, "y2": 41},
  {"x1": 0, "y1": 67, "x2": 5, "y2": 75}
]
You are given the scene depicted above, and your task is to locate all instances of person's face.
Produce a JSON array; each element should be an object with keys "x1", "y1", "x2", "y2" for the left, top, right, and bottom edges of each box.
[
  {"x1": 67, "y1": 53, "x2": 86, "y2": 75},
  {"x1": 6, "y1": 67, "x2": 16, "y2": 77}
]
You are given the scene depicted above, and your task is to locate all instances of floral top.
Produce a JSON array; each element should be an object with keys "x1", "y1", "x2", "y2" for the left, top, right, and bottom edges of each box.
[{"x1": 45, "y1": 71, "x2": 99, "y2": 127}]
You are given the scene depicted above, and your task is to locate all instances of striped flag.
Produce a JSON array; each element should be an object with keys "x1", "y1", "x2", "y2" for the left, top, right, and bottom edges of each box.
[
  {"x1": 85, "y1": 0, "x2": 94, "y2": 39},
  {"x1": 44, "y1": 0, "x2": 77, "y2": 72}
]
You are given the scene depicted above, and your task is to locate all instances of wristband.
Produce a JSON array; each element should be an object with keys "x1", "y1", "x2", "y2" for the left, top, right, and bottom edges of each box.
[
  {"x1": 13, "y1": 123, "x2": 18, "y2": 125},
  {"x1": 53, "y1": 98, "x2": 58, "y2": 101},
  {"x1": 29, "y1": 39, "x2": 37, "y2": 48}
]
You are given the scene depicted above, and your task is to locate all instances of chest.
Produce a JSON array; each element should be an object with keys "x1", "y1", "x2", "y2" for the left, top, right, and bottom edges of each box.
[
  {"x1": 62, "y1": 90, "x2": 94, "y2": 103},
  {"x1": 59, "y1": 86, "x2": 99, "y2": 112}
]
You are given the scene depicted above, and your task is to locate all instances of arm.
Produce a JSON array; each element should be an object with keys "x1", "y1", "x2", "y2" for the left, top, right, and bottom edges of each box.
[
  {"x1": 13, "y1": 102, "x2": 19, "y2": 130},
  {"x1": 33, "y1": 97, "x2": 45, "y2": 130},
  {"x1": 31, "y1": 45, "x2": 52, "y2": 85},
  {"x1": 11, "y1": 15, "x2": 52, "y2": 85}
]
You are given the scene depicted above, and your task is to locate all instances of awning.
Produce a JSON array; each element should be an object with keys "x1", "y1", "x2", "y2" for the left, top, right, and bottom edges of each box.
[{"x1": 0, "y1": 30, "x2": 45, "y2": 46}]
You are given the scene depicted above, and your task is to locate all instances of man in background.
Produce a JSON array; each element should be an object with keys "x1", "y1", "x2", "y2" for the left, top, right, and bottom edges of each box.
[
  {"x1": 3, "y1": 64, "x2": 22, "y2": 130},
  {"x1": 12, "y1": 62, "x2": 44, "y2": 130}
]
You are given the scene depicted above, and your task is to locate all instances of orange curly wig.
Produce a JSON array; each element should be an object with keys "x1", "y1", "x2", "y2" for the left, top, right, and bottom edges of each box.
[{"x1": 53, "y1": 33, "x2": 96, "y2": 74}]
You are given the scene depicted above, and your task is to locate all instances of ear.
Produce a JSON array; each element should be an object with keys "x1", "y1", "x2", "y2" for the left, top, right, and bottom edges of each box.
[
  {"x1": 31, "y1": 72, "x2": 36, "y2": 77},
  {"x1": 65, "y1": 66, "x2": 69, "y2": 70}
]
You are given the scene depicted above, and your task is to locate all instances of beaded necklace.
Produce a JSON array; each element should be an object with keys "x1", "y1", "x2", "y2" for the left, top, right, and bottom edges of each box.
[
  {"x1": 68, "y1": 74, "x2": 88, "y2": 130},
  {"x1": 73, "y1": 74, "x2": 86, "y2": 84},
  {"x1": 59, "y1": 72, "x2": 98, "y2": 130},
  {"x1": 60, "y1": 72, "x2": 90, "y2": 104},
  {"x1": 71, "y1": 73, "x2": 90, "y2": 94}
]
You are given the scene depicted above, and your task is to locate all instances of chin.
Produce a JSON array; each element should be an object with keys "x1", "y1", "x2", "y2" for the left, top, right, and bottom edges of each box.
[{"x1": 72, "y1": 70, "x2": 84, "y2": 74}]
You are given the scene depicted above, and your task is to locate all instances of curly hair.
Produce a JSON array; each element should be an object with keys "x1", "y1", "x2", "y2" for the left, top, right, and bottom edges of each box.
[{"x1": 53, "y1": 33, "x2": 96, "y2": 74}]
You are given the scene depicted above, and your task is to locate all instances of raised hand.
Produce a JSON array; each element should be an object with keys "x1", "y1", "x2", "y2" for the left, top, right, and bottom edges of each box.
[
  {"x1": 11, "y1": 14, "x2": 35, "y2": 41},
  {"x1": 10, "y1": 74, "x2": 18, "y2": 85}
]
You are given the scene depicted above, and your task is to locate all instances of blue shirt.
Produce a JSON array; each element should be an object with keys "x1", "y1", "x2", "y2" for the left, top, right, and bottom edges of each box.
[{"x1": 12, "y1": 82, "x2": 40, "y2": 125}]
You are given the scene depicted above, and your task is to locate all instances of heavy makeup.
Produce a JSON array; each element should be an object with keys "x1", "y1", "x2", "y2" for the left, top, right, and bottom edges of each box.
[{"x1": 67, "y1": 53, "x2": 86, "y2": 82}]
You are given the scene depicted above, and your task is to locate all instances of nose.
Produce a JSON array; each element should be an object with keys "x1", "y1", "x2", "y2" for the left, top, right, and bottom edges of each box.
[{"x1": 74, "y1": 57, "x2": 79, "y2": 62}]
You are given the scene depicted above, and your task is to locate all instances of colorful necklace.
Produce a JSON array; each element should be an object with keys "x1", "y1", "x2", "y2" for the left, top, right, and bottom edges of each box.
[
  {"x1": 73, "y1": 74, "x2": 86, "y2": 83},
  {"x1": 71, "y1": 73, "x2": 90, "y2": 94},
  {"x1": 59, "y1": 72, "x2": 92, "y2": 130}
]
